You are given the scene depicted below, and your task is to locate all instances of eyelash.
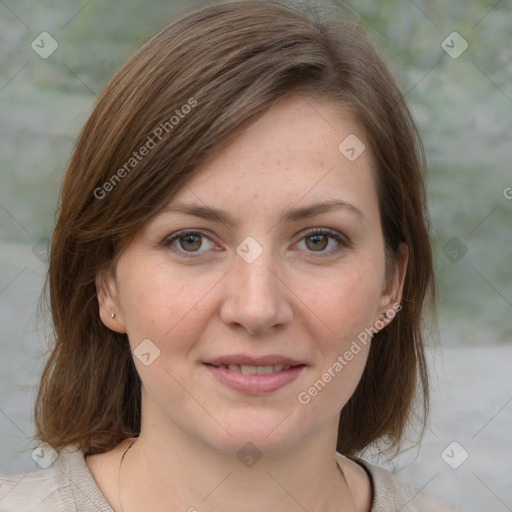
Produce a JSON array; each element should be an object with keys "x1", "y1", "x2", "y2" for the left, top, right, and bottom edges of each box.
[{"x1": 161, "y1": 228, "x2": 351, "y2": 259}]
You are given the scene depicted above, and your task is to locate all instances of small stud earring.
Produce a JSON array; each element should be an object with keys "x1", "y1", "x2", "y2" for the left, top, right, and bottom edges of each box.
[
  {"x1": 111, "y1": 313, "x2": 116, "y2": 319},
  {"x1": 380, "y1": 312, "x2": 388, "y2": 320}
]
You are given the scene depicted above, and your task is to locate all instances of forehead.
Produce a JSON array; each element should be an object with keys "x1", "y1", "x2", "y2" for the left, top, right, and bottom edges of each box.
[{"x1": 164, "y1": 94, "x2": 379, "y2": 225}]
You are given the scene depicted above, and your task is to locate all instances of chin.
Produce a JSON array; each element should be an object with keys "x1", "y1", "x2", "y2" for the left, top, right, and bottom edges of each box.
[{"x1": 194, "y1": 409, "x2": 308, "y2": 457}]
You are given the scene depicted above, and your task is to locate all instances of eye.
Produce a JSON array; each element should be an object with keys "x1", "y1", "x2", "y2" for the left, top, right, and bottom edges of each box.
[
  {"x1": 295, "y1": 228, "x2": 351, "y2": 256},
  {"x1": 162, "y1": 228, "x2": 351, "y2": 259},
  {"x1": 162, "y1": 230, "x2": 216, "y2": 258}
]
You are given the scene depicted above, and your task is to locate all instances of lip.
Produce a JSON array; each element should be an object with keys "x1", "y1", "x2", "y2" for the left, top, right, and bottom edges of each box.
[
  {"x1": 204, "y1": 363, "x2": 306, "y2": 394},
  {"x1": 205, "y1": 354, "x2": 305, "y2": 367},
  {"x1": 202, "y1": 354, "x2": 307, "y2": 395}
]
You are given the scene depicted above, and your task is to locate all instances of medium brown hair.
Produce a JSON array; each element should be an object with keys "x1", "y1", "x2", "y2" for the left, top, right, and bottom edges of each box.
[{"x1": 34, "y1": 0, "x2": 434, "y2": 457}]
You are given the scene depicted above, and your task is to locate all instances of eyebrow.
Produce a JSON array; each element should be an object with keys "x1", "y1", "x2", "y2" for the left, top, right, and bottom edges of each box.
[{"x1": 161, "y1": 199, "x2": 364, "y2": 226}]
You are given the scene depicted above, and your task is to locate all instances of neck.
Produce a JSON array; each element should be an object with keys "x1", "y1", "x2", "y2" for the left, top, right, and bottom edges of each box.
[{"x1": 117, "y1": 418, "x2": 354, "y2": 512}]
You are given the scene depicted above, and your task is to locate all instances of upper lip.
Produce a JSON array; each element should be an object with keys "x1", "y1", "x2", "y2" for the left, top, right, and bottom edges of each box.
[{"x1": 204, "y1": 354, "x2": 306, "y2": 366}]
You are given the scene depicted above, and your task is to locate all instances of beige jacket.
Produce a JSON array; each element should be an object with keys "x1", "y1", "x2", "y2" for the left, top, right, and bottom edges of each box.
[{"x1": 0, "y1": 447, "x2": 460, "y2": 511}]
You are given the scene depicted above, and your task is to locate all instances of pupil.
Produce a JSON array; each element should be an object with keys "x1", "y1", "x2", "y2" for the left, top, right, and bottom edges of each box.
[
  {"x1": 308, "y1": 235, "x2": 327, "y2": 251},
  {"x1": 182, "y1": 235, "x2": 200, "y2": 251}
]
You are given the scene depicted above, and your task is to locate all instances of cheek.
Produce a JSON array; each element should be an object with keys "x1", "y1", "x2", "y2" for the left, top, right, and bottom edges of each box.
[
  {"x1": 298, "y1": 274, "x2": 376, "y2": 415},
  {"x1": 304, "y1": 261, "x2": 384, "y2": 343},
  {"x1": 296, "y1": 255, "x2": 383, "y2": 397},
  {"x1": 115, "y1": 252, "x2": 218, "y2": 352}
]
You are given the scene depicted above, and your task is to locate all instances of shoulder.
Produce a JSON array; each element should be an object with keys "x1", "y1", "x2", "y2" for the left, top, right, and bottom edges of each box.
[
  {"x1": 336, "y1": 453, "x2": 462, "y2": 512},
  {"x1": 0, "y1": 446, "x2": 113, "y2": 512}
]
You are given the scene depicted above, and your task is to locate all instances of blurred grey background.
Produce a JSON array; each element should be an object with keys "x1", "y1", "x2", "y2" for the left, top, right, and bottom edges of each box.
[{"x1": 0, "y1": 1, "x2": 511, "y2": 510}]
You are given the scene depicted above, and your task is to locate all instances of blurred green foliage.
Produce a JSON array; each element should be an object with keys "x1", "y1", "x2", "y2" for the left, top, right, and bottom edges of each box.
[{"x1": 0, "y1": 0, "x2": 510, "y2": 343}]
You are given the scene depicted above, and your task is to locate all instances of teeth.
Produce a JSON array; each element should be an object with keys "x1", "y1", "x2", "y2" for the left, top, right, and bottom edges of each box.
[
  {"x1": 241, "y1": 365, "x2": 257, "y2": 375},
  {"x1": 256, "y1": 365, "x2": 274, "y2": 374},
  {"x1": 216, "y1": 364, "x2": 292, "y2": 374}
]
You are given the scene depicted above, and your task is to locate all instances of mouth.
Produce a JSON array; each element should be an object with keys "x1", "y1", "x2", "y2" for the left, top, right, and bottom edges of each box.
[
  {"x1": 202, "y1": 355, "x2": 307, "y2": 394},
  {"x1": 205, "y1": 363, "x2": 303, "y2": 374}
]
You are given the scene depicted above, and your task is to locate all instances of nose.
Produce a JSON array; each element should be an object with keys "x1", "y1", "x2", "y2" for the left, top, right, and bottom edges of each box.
[{"x1": 219, "y1": 243, "x2": 293, "y2": 336}]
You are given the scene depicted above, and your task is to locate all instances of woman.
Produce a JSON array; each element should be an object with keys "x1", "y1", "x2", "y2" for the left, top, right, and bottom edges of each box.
[{"x1": 0, "y1": 1, "x2": 459, "y2": 510}]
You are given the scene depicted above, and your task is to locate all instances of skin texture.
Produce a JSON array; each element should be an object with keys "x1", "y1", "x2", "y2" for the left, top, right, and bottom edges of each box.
[{"x1": 88, "y1": 94, "x2": 408, "y2": 512}]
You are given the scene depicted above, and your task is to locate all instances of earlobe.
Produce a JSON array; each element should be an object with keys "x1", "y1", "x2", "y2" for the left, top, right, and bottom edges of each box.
[{"x1": 95, "y1": 270, "x2": 127, "y2": 334}]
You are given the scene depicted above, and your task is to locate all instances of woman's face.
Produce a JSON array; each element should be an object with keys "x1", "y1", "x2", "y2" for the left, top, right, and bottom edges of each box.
[{"x1": 98, "y1": 94, "x2": 407, "y2": 455}]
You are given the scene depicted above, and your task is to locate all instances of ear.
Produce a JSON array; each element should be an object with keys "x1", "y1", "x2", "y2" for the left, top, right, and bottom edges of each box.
[
  {"x1": 95, "y1": 267, "x2": 127, "y2": 334},
  {"x1": 377, "y1": 242, "x2": 408, "y2": 322}
]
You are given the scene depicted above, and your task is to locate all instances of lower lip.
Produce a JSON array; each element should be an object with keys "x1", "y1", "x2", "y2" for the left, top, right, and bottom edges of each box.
[{"x1": 204, "y1": 364, "x2": 306, "y2": 394}]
